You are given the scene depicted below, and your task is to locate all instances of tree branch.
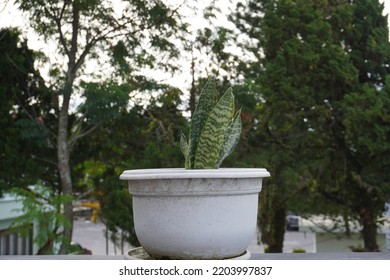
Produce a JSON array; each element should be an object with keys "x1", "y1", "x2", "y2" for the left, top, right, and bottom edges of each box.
[
  {"x1": 68, "y1": 123, "x2": 101, "y2": 148},
  {"x1": 54, "y1": 1, "x2": 71, "y2": 57},
  {"x1": 265, "y1": 123, "x2": 290, "y2": 150},
  {"x1": 68, "y1": 0, "x2": 80, "y2": 77}
]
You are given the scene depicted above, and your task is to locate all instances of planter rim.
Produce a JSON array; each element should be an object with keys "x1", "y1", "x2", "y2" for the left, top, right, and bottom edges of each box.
[{"x1": 120, "y1": 168, "x2": 270, "y2": 181}]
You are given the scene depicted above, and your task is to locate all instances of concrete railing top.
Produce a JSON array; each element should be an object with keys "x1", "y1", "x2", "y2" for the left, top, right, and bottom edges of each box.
[{"x1": 1, "y1": 252, "x2": 390, "y2": 260}]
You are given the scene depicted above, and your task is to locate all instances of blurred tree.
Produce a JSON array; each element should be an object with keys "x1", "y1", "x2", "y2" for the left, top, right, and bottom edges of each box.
[
  {"x1": 15, "y1": 0, "x2": 188, "y2": 252},
  {"x1": 0, "y1": 28, "x2": 56, "y2": 196},
  {"x1": 232, "y1": 0, "x2": 390, "y2": 252},
  {"x1": 338, "y1": 0, "x2": 390, "y2": 251},
  {"x1": 73, "y1": 86, "x2": 188, "y2": 248},
  {"x1": 183, "y1": 1, "x2": 243, "y2": 116},
  {"x1": 101, "y1": 188, "x2": 139, "y2": 254},
  {"x1": 10, "y1": 183, "x2": 73, "y2": 255}
]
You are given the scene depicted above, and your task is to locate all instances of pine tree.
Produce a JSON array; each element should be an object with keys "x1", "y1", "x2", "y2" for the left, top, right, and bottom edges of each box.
[
  {"x1": 339, "y1": 0, "x2": 390, "y2": 251},
  {"x1": 232, "y1": 0, "x2": 390, "y2": 252}
]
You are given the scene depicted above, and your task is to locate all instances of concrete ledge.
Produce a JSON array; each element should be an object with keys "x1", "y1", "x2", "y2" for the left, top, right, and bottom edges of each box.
[
  {"x1": 1, "y1": 252, "x2": 389, "y2": 260},
  {"x1": 0, "y1": 255, "x2": 125, "y2": 260},
  {"x1": 250, "y1": 252, "x2": 390, "y2": 260}
]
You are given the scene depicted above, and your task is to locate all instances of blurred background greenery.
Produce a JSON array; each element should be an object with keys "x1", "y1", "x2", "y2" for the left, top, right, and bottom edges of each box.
[{"x1": 0, "y1": 0, "x2": 389, "y2": 254}]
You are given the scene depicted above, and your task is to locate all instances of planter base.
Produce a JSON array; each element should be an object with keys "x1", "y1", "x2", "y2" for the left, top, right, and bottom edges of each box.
[
  {"x1": 125, "y1": 247, "x2": 251, "y2": 260},
  {"x1": 120, "y1": 168, "x2": 270, "y2": 260}
]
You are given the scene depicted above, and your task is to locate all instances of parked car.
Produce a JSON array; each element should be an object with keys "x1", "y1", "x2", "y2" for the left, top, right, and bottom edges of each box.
[{"x1": 286, "y1": 214, "x2": 300, "y2": 231}]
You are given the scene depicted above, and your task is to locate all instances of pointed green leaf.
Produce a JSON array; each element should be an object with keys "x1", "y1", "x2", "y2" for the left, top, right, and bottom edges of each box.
[
  {"x1": 194, "y1": 87, "x2": 235, "y2": 168},
  {"x1": 216, "y1": 109, "x2": 242, "y2": 168},
  {"x1": 188, "y1": 77, "x2": 218, "y2": 168},
  {"x1": 180, "y1": 131, "x2": 189, "y2": 157},
  {"x1": 180, "y1": 131, "x2": 190, "y2": 168}
]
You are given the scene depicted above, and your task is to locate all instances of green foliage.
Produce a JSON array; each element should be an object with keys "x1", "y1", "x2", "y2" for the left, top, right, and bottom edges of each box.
[
  {"x1": 72, "y1": 86, "x2": 188, "y2": 247},
  {"x1": 180, "y1": 78, "x2": 242, "y2": 169},
  {"x1": 101, "y1": 188, "x2": 140, "y2": 249},
  {"x1": 12, "y1": 0, "x2": 189, "y2": 249},
  {"x1": 80, "y1": 81, "x2": 131, "y2": 124},
  {"x1": 9, "y1": 183, "x2": 73, "y2": 255},
  {"x1": 231, "y1": 0, "x2": 390, "y2": 252},
  {"x1": 292, "y1": 248, "x2": 306, "y2": 253},
  {"x1": 345, "y1": 0, "x2": 390, "y2": 86},
  {"x1": 0, "y1": 28, "x2": 56, "y2": 196},
  {"x1": 343, "y1": 84, "x2": 390, "y2": 158}
]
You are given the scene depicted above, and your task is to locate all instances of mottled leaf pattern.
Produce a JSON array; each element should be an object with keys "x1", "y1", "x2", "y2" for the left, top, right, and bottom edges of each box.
[
  {"x1": 216, "y1": 109, "x2": 242, "y2": 168},
  {"x1": 181, "y1": 77, "x2": 242, "y2": 169},
  {"x1": 180, "y1": 131, "x2": 190, "y2": 168},
  {"x1": 195, "y1": 88, "x2": 235, "y2": 168},
  {"x1": 188, "y1": 78, "x2": 218, "y2": 168}
]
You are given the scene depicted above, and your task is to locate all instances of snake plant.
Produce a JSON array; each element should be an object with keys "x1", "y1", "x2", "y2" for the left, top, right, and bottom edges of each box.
[{"x1": 180, "y1": 77, "x2": 242, "y2": 169}]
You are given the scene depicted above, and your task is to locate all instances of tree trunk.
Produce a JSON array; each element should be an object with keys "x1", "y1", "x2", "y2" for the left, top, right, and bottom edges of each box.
[
  {"x1": 57, "y1": 82, "x2": 73, "y2": 254},
  {"x1": 189, "y1": 53, "x2": 196, "y2": 116},
  {"x1": 359, "y1": 206, "x2": 379, "y2": 252},
  {"x1": 265, "y1": 206, "x2": 286, "y2": 253},
  {"x1": 55, "y1": 0, "x2": 80, "y2": 254},
  {"x1": 258, "y1": 182, "x2": 287, "y2": 253}
]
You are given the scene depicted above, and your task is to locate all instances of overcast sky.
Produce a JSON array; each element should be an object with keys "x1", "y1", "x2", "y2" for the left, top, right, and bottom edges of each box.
[
  {"x1": 1, "y1": 0, "x2": 389, "y2": 93},
  {"x1": 1, "y1": 0, "x2": 389, "y2": 41}
]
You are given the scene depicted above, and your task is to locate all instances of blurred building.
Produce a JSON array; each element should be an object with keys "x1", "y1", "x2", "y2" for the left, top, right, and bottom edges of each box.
[
  {"x1": 0, "y1": 193, "x2": 36, "y2": 255},
  {"x1": 289, "y1": 213, "x2": 390, "y2": 252}
]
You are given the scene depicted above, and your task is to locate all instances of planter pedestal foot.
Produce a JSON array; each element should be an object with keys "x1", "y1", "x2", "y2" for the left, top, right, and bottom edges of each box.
[{"x1": 125, "y1": 247, "x2": 251, "y2": 260}]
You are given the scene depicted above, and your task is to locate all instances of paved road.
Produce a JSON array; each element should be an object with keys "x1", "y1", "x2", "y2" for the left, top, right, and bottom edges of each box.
[
  {"x1": 72, "y1": 219, "x2": 132, "y2": 255},
  {"x1": 73, "y1": 219, "x2": 316, "y2": 255}
]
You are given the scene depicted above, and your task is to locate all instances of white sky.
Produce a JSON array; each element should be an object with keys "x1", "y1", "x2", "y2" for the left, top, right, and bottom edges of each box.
[
  {"x1": 1, "y1": 0, "x2": 389, "y2": 47},
  {"x1": 2, "y1": 0, "x2": 389, "y2": 34},
  {"x1": 0, "y1": 0, "x2": 235, "y2": 99},
  {"x1": 1, "y1": 0, "x2": 390, "y2": 93}
]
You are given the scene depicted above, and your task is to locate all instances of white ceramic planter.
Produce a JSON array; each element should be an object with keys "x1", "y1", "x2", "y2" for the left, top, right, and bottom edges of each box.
[{"x1": 120, "y1": 168, "x2": 270, "y2": 259}]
